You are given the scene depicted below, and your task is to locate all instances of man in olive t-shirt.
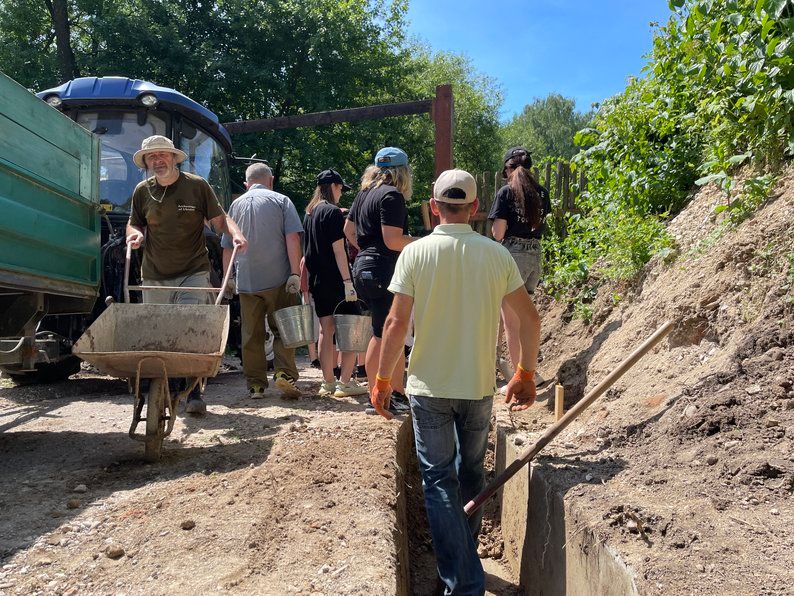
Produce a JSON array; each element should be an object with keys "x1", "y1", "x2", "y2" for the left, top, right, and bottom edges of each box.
[{"x1": 126, "y1": 135, "x2": 246, "y2": 414}]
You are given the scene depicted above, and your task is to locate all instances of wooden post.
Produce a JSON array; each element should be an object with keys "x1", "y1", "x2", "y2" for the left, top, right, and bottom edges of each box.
[
  {"x1": 420, "y1": 201, "x2": 431, "y2": 231},
  {"x1": 555, "y1": 161, "x2": 563, "y2": 204},
  {"x1": 555, "y1": 384, "x2": 565, "y2": 421},
  {"x1": 544, "y1": 162, "x2": 552, "y2": 191},
  {"x1": 563, "y1": 164, "x2": 571, "y2": 211}
]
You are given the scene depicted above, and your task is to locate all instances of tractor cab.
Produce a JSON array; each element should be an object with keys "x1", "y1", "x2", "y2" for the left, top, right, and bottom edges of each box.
[{"x1": 37, "y1": 77, "x2": 233, "y2": 228}]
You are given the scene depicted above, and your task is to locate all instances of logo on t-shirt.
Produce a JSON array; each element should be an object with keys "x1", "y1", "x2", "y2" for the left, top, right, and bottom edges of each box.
[{"x1": 178, "y1": 204, "x2": 197, "y2": 213}]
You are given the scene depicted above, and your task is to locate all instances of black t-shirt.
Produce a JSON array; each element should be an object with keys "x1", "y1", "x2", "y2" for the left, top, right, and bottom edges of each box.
[
  {"x1": 347, "y1": 184, "x2": 408, "y2": 269},
  {"x1": 303, "y1": 201, "x2": 348, "y2": 287},
  {"x1": 487, "y1": 183, "x2": 552, "y2": 240}
]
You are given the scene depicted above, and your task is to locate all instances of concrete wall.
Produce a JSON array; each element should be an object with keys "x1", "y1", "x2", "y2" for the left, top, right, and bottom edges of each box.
[{"x1": 497, "y1": 426, "x2": 639, "y2": 596}]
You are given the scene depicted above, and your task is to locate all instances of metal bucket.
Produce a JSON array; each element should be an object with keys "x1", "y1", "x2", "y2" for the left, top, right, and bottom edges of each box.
[
  {"x1": 274, "y1": 303, "x2": 318, "y2": 348},
  {"x1": 333, "y1": 301, "x2": 372, "y2": 353}
]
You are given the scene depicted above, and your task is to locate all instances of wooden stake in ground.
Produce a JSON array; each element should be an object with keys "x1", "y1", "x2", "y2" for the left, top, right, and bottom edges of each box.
[
  {"x1": 464, "y1": 320, "x2": 674, "y2": 516},
  {"x1": 555, "y1": 384, "x2": 565, "y2": 421}
]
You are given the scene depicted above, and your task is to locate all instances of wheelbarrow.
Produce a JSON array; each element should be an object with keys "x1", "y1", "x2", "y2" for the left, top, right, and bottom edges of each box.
[{"x1": 72, "y1": 245, "x2": 237, "y2": 461}]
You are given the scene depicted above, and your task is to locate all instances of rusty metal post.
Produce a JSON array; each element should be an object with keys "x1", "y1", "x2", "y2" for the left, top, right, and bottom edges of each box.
[
  {"x1": 432, "y1": 84, "x2": 453, "y2": 178},
  {"x1": 430, "y1": 85, "x2": 453, "y2": 229}
]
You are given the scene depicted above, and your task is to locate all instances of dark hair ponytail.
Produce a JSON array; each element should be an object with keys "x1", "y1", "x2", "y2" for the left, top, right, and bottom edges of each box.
[{"x1": 508, "y1": 165, "x2": 542, "y2": 231}]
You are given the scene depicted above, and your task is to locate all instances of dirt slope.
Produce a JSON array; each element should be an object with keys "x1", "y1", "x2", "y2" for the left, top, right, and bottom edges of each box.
[{"x1": 512, "y1": 166, "x2": 793, "y2": 594}]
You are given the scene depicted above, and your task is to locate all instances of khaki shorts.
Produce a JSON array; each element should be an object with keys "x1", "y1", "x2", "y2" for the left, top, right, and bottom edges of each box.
[
  {"x1": 142, "y1": 271, "x2": 213, "y2": 305},
  {"x1": 504, "y1": 238, "x2": 542, "y2": 294}
]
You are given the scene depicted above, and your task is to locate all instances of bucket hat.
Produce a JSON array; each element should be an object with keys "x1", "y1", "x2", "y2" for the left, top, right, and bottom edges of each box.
[{"x1": 133, "y1": 135, "x2": 188, "y2": 169}]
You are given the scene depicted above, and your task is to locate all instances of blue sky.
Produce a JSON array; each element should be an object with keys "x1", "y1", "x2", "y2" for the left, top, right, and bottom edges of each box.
[{"x1": 405, "y1": 0, "x2": 674, "y2": 121}]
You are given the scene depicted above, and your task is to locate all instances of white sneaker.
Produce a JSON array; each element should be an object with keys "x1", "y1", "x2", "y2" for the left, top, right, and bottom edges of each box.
[
  {"x1": 318, "y1": 381, "x2": 337, "y2": 397},
  {"x1": 334, "y1": 379, "x2": 369, "y2": 397}
]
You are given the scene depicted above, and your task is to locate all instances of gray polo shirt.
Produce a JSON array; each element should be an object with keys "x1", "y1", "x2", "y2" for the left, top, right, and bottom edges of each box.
[{"x1": 221, "y1": 184, "x2": 303, "y2": 292}]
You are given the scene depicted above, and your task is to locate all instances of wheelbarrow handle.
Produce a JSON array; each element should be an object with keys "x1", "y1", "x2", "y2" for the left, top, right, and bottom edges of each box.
[
  {"x1": 123, "y1": 244, "x2": 238, "y2": 306},
  {"x1": 124, "y1": 243, "x2": 133, "y2": 304},
  {"x1": 216, "y1": 245, "x2": 239, "y2": 306}
]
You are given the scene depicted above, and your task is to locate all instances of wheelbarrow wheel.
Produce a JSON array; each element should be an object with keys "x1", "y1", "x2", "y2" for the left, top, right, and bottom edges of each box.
[{"x1": 144, "y1": 378, "x2": 167, "y2": 462}]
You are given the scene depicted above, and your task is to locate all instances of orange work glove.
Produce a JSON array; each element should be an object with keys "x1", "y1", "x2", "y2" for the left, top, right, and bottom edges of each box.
[
  {"x1": 370, "y1": 375, "x2": 394, "y2": 420},
  {"x1": 504, "y1": 364, "x2": 536, "y2": 411}
]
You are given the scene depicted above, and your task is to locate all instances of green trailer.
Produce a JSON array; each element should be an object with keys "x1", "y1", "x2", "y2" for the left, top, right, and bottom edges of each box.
[{"x1": 0, "y1": 71, "x2": 100, "y2": 378}]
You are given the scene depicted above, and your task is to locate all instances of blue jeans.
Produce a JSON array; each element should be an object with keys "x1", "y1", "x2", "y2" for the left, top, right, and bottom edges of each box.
[{"x1": 410, "y1": 394, "x2": 492, "y2": 596}]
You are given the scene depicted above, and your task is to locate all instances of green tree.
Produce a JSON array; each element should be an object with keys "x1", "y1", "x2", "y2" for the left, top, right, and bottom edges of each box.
[
  {"x1": 502, "y1": 94, "x2": 592, "y2": 161},
  {"x1": 0, "y1": 0, "x2": 503, "y2": 224}
]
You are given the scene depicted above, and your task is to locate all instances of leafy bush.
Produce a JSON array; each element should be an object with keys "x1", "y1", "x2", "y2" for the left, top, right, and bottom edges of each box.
[{"x1": 543, "y1": 0, "x2": 793, "y2": 313}]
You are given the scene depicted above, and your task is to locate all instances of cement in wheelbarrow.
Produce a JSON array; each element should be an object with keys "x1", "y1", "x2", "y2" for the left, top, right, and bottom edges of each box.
[{"x1": 73, "y1": 303, "x2": 230, "y2": 379}]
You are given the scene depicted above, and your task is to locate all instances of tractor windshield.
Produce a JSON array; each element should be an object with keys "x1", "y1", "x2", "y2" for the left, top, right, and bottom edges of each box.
[
  {"x1": 77, "y1": 110, "x2": 167, "y2": 212},
  {"x1": 76, "y1": 110, "x2": 230, "y2": 212}
]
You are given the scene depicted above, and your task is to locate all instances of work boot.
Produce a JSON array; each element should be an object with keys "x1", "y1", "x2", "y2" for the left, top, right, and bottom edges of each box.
[{"x1": 185, "y1": 386, "x2": 207, "y2": 416}]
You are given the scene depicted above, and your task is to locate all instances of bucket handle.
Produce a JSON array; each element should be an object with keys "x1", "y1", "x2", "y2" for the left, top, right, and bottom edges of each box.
[{"x1": 332, "y1": 299, "x2": 370, "y2": 316}]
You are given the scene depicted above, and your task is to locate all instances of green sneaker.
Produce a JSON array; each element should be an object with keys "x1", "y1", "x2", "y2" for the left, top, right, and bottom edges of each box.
[
  {"x1": 249, "y1": 384, "x2": 267, "y2": 399},
  {"x1": 274, "y1": 372, "x2": 300, "y2": 399}
]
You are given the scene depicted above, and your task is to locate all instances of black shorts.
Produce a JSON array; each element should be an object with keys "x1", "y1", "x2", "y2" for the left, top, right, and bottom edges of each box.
[
  {"x1": 309, "y1": 278, "x2": 345, "y2": 318},
  {"x1": 352, "y1": 268, "x2": 394, "y2": 338}
]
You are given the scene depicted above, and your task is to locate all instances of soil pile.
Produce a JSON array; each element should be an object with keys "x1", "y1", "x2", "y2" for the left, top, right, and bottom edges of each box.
[{"x1": 512, "y1": 166, "x2": 793, "y2": 594}]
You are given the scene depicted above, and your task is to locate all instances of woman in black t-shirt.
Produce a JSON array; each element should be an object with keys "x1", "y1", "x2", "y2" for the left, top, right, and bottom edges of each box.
[
  {"x1": 488, "y1": 147, "x2": 551, "y2": 379},
  {"x1": 343, "y1": 148, "x2": 414, "y2": 413},
  {"x1": 303, "y1": 169, "x2": 368, "y2": 399}
]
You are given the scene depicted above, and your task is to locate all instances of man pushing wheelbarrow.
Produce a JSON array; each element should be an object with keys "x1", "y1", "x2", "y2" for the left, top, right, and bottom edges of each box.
[
  {"x1": 73, "y1": 135, "x2": 246, "y2": 462},
  {"x1": 124, "y1": 135, "x2": 247, "y2": 414}
]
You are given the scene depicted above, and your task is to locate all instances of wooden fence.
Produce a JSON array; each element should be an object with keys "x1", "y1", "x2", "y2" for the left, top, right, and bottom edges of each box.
[{"x1": 422, "y1": 161, "x2": 585, "y2": 236}]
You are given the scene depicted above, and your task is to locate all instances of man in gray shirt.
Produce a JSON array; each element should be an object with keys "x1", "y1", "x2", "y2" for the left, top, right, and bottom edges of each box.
[{"x1": 222, "y1": 163, "x2": 304, "y2": 398}]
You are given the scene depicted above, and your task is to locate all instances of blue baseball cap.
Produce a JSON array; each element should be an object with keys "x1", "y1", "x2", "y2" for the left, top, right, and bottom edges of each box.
[{"x1": 375, "y1": 147, "x2": 408, "y2": 168}]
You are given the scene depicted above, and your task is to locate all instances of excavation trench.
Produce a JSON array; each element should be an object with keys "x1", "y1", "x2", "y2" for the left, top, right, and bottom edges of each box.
[{"x1": 395, "y1": 414, "x2": 639, "y2": 595}]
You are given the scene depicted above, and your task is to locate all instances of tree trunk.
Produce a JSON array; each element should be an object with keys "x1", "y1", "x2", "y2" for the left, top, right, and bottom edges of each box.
[{"x1": 44, "y1": 0, "x2": 80, "y2": 82}]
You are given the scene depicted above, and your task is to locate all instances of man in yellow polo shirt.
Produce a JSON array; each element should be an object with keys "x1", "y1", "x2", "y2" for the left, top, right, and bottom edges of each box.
[{"x1": 371, "y1": 169, "x2": 540, "y2": 595}]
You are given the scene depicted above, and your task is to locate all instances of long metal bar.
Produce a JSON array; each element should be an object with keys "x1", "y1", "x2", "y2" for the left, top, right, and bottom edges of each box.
[
  {"x1": 464, "y1": 320, "x2": 674, "y2": 516},
  {"x1": 123, "y1": 245, "x2": 238, "y2": 304},
  {"x1": 123, "y1": 243, "x2": 132, "y2": 304},
  {"x1": 127, "y1": 286, "x2": 220, "y2": 293},
  {"x1": 223, "y1": 99, "x2": 433, "y2": 134}
]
